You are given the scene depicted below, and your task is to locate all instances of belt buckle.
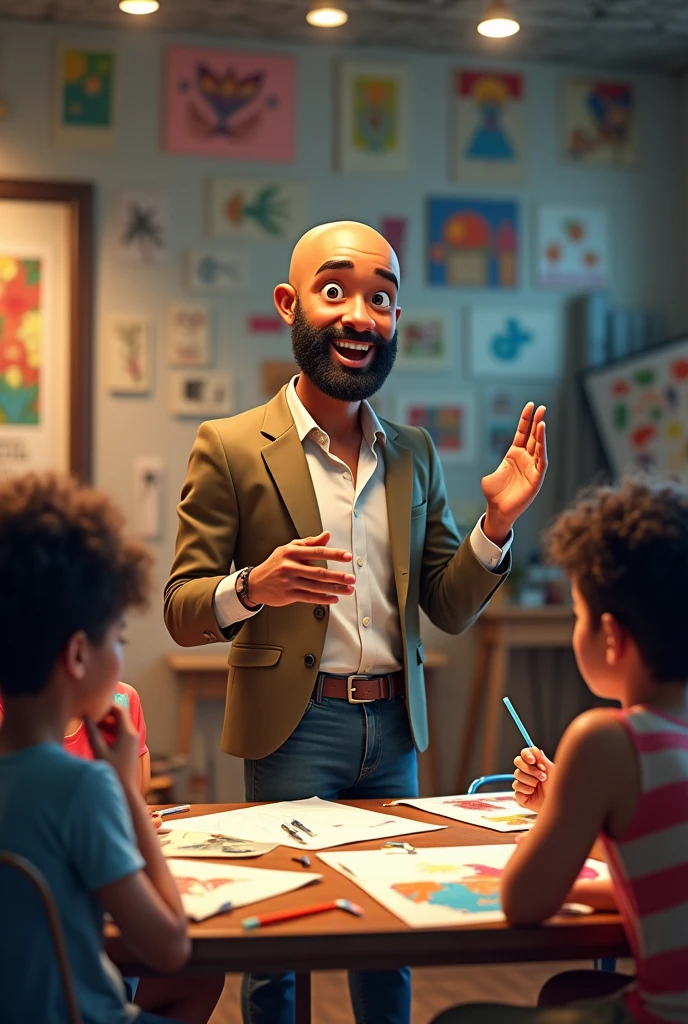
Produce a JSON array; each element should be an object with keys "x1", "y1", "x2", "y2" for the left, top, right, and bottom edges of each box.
[{"x1": 347, "y1": 674, "x2": 376, "y2": 703}]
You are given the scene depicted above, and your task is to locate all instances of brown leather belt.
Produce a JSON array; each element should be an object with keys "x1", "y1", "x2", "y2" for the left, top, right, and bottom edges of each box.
[{"x1": 315, "y1": 670, "x2": 405, "y2": 703}]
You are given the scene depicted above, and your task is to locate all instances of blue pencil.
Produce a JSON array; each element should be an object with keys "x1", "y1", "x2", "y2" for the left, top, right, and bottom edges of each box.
[{"x1": 502, "y1": 697, "x2": 536, "y2": 749}]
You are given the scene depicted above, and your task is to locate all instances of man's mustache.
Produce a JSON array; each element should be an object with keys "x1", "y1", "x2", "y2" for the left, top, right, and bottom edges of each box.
[{"x1": 324, "y1": 326, "x2": 386, "y2": 345}]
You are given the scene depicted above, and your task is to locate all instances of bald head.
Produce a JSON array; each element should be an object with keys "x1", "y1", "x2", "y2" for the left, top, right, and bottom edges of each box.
[{"x1": 289, "y1": 220, "x2": 400, "y2": 290}]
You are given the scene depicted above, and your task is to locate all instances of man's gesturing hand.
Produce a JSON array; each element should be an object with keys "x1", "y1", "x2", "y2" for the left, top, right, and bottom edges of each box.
[{"x1": 248, "y1": 531, "x2": 356, "y2": 607}]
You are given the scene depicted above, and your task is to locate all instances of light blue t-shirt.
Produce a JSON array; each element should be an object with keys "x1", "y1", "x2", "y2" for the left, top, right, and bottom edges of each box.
[{"x1": 0, "y1": 742, "x2": 145, "y2": 1024}]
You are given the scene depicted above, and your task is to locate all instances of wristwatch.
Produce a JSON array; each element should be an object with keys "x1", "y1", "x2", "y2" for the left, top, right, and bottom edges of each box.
[{"x1": 236, "y1": 566, "x2": 261, "y2": 611}]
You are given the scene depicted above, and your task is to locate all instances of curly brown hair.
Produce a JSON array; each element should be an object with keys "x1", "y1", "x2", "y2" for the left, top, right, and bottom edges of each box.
[
  {"x1": 0, "y1": 472, "x2": 152, "y2": 698},
  {"x1": 545, "y1": 477, "x2": 688, "y2": 683}
]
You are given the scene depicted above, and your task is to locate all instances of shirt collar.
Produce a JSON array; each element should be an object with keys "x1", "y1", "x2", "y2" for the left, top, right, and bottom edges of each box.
[{"x1": 285, "y1": 376, "x2": 386, "y2": 451}]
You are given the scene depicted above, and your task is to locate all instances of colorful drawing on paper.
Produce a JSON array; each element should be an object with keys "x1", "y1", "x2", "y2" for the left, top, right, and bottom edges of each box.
[
  {"x1": 397, "y1": 310, "x2": 453, "y2": 370},
  {"x1": 399, "y1": 395, "x2": 474, "y2": 463},
  {"x1": 107, "y1": 318, "x2": 152, "y2": 395},
  {"x1": 169, "y1": 370, "x2": 232, "y2": 419},
  {"x1": 380, "y1": 217, "x2": 407, "y2": 275},
  {"x1": 392, "y1": 793, "x2": 535, "y2": 833},
  {"x1": 452, "y1": 70, "x2": 526, "y2": 184},
  {"x1": 582, "y1": 339, "x2": 688, "y2": 480},
  {"x1": 486, "y1": 391, "x2": 518, "y2": 459},
  {"x1": 118, "y1": 192, "x2": 168, "y2": 265},
  {"x1": 208, "y1": 179, "x2": 307, "y2": 241},
  {"x1": 536, "y1": 205, "x2": 610, "y2": 289},
  {"x1": 338, "y1": 62, "x2": 409, "y2": 174},
  {"x1": 160, "y1": 832, "x2": 277, "y2": 859},
  {"x1": 55, "y1": 45, "x2": 116, "y2": 148},
  {"x1": 427, "y1": 198, "x2": 518, "y2": 289},
  {"x1": 187, "y1": 249, "x2": 248, "y2": 294},
  {"x1": 562, "y1": 79, "x2": 636, "y2": 166},
  {"x1": 0, "y1": 256, "x2": 41, "y2": 425},
  {"x1": 393, "y1": 863, "x2": 502, "y2": 913},
  {"x1": 164, "y1": 47, "x2": 295, "y2": 161},
  {"x1": 165, "y1": 303, "x2": 210, "y2": 368},
  {"x1": 470, "y1": 308, "x2": 560, "y2": 378}
]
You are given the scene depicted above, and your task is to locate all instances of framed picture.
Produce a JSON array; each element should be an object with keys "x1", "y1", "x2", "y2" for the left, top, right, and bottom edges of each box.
[
  {"x1": 207, "y1": 179, "x2": 307, "y2": 242},
  {"x1": 260, "y1": 359, "x2": 298, "y2": 398},
  {"x1": 469, "y1": 307, "x2": 561, "y2": 378},
  {"x1": 427, "y1": 197, "x2": 519, "y2": 289},
  {"x1": 397, "y1": 309, "x2": 454, "y2": 370},
  {"x1": 169, "y1": 370, "x2": 232, "y2": 419},
  {"x1": 163, "y1": 47, "x2": 295, "y2": 162},
  {"x1": 536, "y1": 204, "x2": 610, "y2": 289},
  {"x1": 398, "y1": 394, "x2": 475, "y2": 463},
  {"x1": 187, "y1": 249, "x2": 249, "y2": 294},
  {"x1": 581, "y1": 336, "x2": 688, "y2": 480},
  {"x1": 337, "y1": 61, "x2": 409, "y2": 175},
  {"x1": 451, "y1": 69, "x2": 526, "y2": 185},
  {"x1": 485, "y1": 389, "x2": 519, "y2": 460},
  {"x1": 107, "y1": 317, "x2": 153, "y2": 395},
  {"x1": 0, "y1": 179, "x2": 93, "y2": 478},
  {"x1": 561, "y1": 78, "x2": 636, "y2": 166},
  {"x1": 165, "y1": 303, "x2": 211, "y2": 368},
  {"x1": 118, "y1": 191, "x2": 168, "y2": 265},
  {"x1": 53, "y1": 43, "x2": 117, "y2": 149}
]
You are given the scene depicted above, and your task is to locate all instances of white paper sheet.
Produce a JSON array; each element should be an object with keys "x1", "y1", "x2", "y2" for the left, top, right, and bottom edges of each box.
[
  {"x1": 167, "y1": 857, "x2": 322, "y2": 921},
  {"x1": 389, "y1": 793, "x2": 536, "y2": 832},
  {"x1": 162, "y1": 797, "x2": 446, "y2": 850},
  {"x1": 160, "y1": 831, "x2": 277, "y2": 859},
  {"x1": 319, "y1": 845, "x2": 609, "y2": 928}
]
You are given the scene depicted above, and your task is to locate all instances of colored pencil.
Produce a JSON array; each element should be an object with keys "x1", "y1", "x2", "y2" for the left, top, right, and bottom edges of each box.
[
  {"x1": 502, "y1": 697, "x2": 535, "y2": 749},
  {"x1": 155, "y1": 804, "x2": 191, "y2": 819},
  {"x1": 242, "y1": 898, "x2": 364, "y2": 930}
]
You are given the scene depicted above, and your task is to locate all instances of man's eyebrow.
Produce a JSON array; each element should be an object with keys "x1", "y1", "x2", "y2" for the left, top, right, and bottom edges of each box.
[
  {"x1": 315, "y1": 259, "x2": 355, "y2": 274},
  {"x1": 375, "y1": 267, "x2": 399, "y2": 290}
]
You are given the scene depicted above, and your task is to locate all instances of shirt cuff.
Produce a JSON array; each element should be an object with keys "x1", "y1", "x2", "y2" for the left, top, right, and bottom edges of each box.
[
  {"x1": 213, "y1": 571, "x2": 262, "y2": 628},
  {"x1": 470, "y1": 515, "x2": 513, "y2": 572}
]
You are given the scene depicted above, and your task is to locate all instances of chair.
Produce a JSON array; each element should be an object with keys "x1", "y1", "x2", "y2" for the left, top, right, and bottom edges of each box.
[
  {"x1": 0, "y1": 851, "x2": 82, "y2": 1023},
  {"x1": 467, "y1": 776, "x2": 616, "y2": 974}
]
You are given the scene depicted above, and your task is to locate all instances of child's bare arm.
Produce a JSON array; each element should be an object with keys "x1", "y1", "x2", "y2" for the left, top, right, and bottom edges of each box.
[
  {"x1": 500, "y1": 708, "x2": 636, "y2": 925},
  {"x1": 138, "y1": 749, "x2": 151, "y2": 797}
]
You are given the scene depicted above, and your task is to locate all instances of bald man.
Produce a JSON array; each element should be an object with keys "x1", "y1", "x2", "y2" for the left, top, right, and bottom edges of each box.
[{"x1": 165, "y1": 221, "x2": 547, "y2": 1024}]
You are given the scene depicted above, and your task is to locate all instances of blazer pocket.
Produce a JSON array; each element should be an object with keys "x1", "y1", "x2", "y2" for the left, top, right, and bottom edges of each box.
[
  {"x1": 416, "y1": 640, "x2": 426, "y2": 664},
  {"x1": 228, "y1": 644, "x2": 283, "y2": 668},
  {"x1": 410, "y1": 501, "x2": 428, "y2": 520}
]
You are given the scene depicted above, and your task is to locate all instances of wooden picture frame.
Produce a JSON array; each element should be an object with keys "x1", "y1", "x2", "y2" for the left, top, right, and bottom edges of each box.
[{"x1": 0, "y1": 179, "x2": 93, "y2": 479}]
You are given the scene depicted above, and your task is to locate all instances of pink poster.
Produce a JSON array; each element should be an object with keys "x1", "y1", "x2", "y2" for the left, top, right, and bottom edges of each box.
[{"x1": 163, "y1": 47, "x2": 295, "y2": 162}]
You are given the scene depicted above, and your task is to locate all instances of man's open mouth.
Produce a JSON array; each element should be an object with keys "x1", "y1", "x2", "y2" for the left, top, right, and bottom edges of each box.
[{"x1": 330, "y1": 340, "x2": 376, "y2": 369}]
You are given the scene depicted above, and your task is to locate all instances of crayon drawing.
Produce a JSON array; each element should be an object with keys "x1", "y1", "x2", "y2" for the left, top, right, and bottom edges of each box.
[
  {"x1": 536, "y1": 205, "x2": 610, "y2": 289},
  {"x1": 337, "y1": 62, "x2": 409, "y2": 174},
  {"x1": 118, "y1": 192, "x2": 168, "y2": 265},
  {"x1": 427, "y1": 198, "x2": 518, "y2": 289},
  {"x1": 0, "y1": 255, "x2": 41, "y2": 425},
  {"x1": 165, "y1": 303, "x2": 211, "y2": 368},
  {"x1": 397, "y1": 310, "x2": 453, "y2": 370},
  {"x1": 208, "y1": 179, "x2": 307, "y2": 242},
  {"x1": 452, "y1": 69, "x2": 526, "y2": 184},
  {"x1": 54, "y1": 43, "x2": 116, "y2": 149},
  {"x1": 562, "y1": 79, "x2": 636, "y2": 166},
  {"x1": 107, "y1": 317, "x2": 152, "y2": 395},
  {"x1": 469, "y1": 308, "x2": 560, "y2": 378},
  {"x1": 391, "y1": 793, "x2": 533, "y2": 832},
  {"x1": 399, "y1": 395, "x2": 475, "y2": 463}
]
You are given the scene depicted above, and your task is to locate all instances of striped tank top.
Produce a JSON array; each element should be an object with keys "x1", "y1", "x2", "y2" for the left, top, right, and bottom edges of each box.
[{"x1": 601, "y1": 706, "x2": 688, "y2": 1023}]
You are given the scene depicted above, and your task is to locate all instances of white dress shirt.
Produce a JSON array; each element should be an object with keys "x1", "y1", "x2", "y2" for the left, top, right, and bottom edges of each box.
[{"x1": 214, "y1": 378, "x2": 512, "y2": 674}]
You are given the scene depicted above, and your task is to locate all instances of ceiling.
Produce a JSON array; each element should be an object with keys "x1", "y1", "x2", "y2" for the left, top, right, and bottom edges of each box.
[{"x1": 0, "y1": 0, "x2": 687, "y2": 73}]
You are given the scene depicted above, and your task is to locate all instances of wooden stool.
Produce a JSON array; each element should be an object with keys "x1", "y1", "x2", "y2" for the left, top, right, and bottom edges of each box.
[{"x1": 454, "y1": 605, "x2": 574, "y2": 792}]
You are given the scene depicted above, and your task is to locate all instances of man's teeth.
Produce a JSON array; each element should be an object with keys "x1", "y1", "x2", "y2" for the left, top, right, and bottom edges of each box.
[{"x1": 336, "y1": 341, "x2": 371, "y2": 351}]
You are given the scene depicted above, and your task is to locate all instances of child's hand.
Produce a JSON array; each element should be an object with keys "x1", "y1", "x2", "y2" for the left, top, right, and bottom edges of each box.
[
  {"x1": 85, "y1": 703, "x2": 139, "y2": 793},
  {"x1": 512, "y1": 746, "x2": 555, "y2": 813}
]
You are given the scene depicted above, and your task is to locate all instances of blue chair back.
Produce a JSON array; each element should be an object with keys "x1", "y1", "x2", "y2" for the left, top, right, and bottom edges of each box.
[{"x1": 467, "y1": 774, "x2": 515, "y2": 794}]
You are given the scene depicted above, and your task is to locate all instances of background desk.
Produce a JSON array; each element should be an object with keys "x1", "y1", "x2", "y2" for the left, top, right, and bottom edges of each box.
[
  {"x1": 107, "y1": 800, "x2": 628, "y2": 1024},
  {"x1": 167, "y1": 650, "x2": 449, "y2": 795}
]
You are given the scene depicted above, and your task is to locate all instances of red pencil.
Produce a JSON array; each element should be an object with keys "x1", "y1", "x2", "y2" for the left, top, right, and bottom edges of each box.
[{"x1": 242, "y1": 898, "x2": 364, "y2": 930}]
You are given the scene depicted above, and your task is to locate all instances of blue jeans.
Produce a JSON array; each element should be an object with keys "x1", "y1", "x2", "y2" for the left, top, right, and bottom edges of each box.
[{"x1": 242, "y1": 688, "x2": 418, "y2": 1024}]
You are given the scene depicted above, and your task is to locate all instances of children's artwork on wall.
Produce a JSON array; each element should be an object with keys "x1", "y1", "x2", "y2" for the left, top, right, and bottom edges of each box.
[
  {"x1": 107, "y1": 318, "x2": 152, "y2": 395},
  {"x1": 208, "y1": 179, "x2": 307, "y2": 242},
  {"x1": 380, "y1": 217, "x2": 407, "y2": 275},
  {"x1": 0, "y1": 254, "x2": 42, "y2": 427},
  {"x1": 165, "y1": 303, "x2": 211, "y2": 368},
  {"x1": 187, "y1": 249, "x2": 248, "y2": 294},
  {"x1": 399, "y1": 394, "x2": 475, "y2": 463},
  {"x1": 581, "y1": 336, "x2": 688, "y2": 480},
  {"x1": 248, "y1": 315, "x2": 286, "y2": 334},
  {"x1": 337, "y1": 62, "x2": 409, "y2": 174},
  {"x1": 536, "y1": 205, "x2": 610, "y2": 289},
  {"x1": 118, "y1": 192, "x2": 168, "y2": 265},
  {"x1": 169, "y1": 370, "x2": 232, "y2": 418},
  {"x1": 469, "y1": 308, "x2": 560, "y2": 379},
  {"x1": 397, "y1": 310, "x2": 453, "y2": 370},
  {"x1": 54, "y1": 43, "x2": 116, "y2": 149},
  {"x1": 451, "y1": 70, "x2": 526, "y2": 184},
  {"x1": 485, "y1": 389, "x2": 518, "y2": 459},
  {"x1": 427, "y1": 198, "x2": 518, "y2": 289},
  {"x1": 261, "y1": 360, "x2": 298, "y2": 398},
  {"x1": 562, "y1": 79, "x2": 636, "y2": 166},
  {"x1": 163, "y1": 47, "x2": 295, "y2": 162}
]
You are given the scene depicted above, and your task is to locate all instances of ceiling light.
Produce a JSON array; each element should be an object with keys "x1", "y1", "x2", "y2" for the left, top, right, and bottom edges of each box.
[
  {"x1": 119, "y1": 0, "x2": 160, "y2": 14},
  {"x1": 306, "y1": 0, "x2": 348, "y2": 28},
  {"x1": 477, "y1": 0, "x2": 520, "y2": 37}
]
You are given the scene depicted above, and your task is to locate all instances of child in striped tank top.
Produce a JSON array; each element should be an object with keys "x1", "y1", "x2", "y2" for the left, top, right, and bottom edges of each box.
[{"x1": 432, "y1": 478, "x2": 688, "y2": 1024}]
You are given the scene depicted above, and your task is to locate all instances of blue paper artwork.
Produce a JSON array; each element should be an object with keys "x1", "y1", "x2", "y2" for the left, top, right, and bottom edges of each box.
[
  {"x1": 427, "y1": 197, "x2": 519, "y2": 289},
  {"x1": 470, "y1": 308, "x2": 560, "y2": 379}
]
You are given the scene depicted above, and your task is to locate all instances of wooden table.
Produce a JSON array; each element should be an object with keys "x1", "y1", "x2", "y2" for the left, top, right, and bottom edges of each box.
[
  {"x1": 455, "y1": 605, "x2": 574, "y2": 791},
  {"x1": 107, "y1": 801, "x2": 628, "y2": 1023},
  {"x1": 167, "y1": 649, "x2": 449, "y2": 795}
]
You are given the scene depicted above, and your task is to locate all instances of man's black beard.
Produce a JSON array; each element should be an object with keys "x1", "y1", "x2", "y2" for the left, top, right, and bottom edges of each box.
[{"x1": 291, "y1": 300, "x2": 397, "y2": 402}]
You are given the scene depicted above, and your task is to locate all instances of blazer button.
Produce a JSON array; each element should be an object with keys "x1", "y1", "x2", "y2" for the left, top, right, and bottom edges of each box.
[
  {"x1": 304, "y1": 653, "x2": 316, "y2": 668},
  {"x1": 313, "y1": 605, "x2": 326, "y2": 620}
]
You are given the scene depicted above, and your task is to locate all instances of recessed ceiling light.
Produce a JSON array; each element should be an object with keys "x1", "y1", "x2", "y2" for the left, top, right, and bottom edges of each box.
[
  {"x1": 119, "y1": 0, "x2": 160, "y2": 14},
  {"x1": 306, "y1": 0, "x2": 348, "y2": 28},
  {"x1": 478, "y1": 0, "x2": 520, "y2": 37}
]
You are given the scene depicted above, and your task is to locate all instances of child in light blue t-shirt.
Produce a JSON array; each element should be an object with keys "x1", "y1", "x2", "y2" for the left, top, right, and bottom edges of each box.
[{"x1": 0, "y1": 473, "x2": 192, "y2": 1024}]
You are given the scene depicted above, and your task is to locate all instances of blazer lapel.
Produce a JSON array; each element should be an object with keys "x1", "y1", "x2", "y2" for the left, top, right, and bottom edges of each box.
[
  {"x1": 261, "y1": 388, "x2": 323, "y2": 541},
  {"x1": 384, "y1": 427, "x2": 413, "y2": 612}
]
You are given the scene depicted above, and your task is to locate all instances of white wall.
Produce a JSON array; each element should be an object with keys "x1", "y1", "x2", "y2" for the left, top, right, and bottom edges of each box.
[{"x1": 0, "y1": 20, "x2": 685, "y2": 797}]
